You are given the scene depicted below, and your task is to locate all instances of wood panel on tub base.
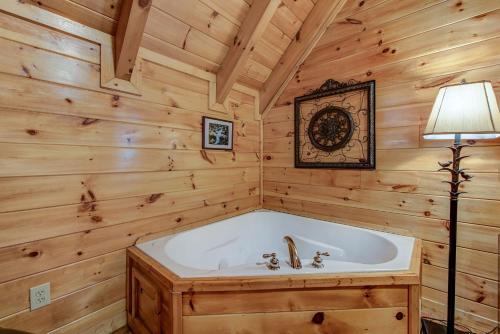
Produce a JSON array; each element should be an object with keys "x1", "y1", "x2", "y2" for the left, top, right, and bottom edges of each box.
[{"x1": 126, "y1": 243, "x2": 421, "y2": 334}]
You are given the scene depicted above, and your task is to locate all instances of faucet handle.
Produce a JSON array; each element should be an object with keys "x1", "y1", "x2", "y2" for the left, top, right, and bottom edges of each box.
[
  {"x1": 262, "y1": 253, "x2": 280, "y2": 270},
  {"x1": 312, "y1": 251, "x2": 330, "y2": 268},
  {"x1": 263, "y1": 252, "x2": 277, "y2": 259}
]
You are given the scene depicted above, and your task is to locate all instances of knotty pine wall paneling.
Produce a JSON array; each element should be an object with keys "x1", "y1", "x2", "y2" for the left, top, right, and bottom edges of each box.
[
  {"x1": 263, "y1": 0, "x2": 500, "y2": 333},
  {"x1": 0, "y1": 9, "x2": 261, "y2": 334}
]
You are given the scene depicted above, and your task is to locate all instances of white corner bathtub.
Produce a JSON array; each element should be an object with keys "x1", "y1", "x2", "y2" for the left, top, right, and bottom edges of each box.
[{"x1": 137, "y1": 210, "x2": 415, "y2": 278}]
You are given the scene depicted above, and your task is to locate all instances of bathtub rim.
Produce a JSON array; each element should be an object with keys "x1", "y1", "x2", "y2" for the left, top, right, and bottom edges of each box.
[{"x1": 127, "y1": 237, "x2": 421, "y2": 293}]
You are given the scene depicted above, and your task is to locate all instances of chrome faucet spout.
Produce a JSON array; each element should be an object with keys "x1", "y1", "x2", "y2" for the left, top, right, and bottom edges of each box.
[{"x1": 283, "y1": 235, "x2": 302, "y2": 269}]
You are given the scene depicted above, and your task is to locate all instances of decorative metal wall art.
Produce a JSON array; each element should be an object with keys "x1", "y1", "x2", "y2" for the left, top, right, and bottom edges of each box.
[{"x1": 294, "y1": 79, "x2": 375, "y2": 169}]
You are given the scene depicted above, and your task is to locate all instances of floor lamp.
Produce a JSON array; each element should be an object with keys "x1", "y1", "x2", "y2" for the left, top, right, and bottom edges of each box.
[{"x1": 422, "y1": 80, "x2": 500, "y2": 334}]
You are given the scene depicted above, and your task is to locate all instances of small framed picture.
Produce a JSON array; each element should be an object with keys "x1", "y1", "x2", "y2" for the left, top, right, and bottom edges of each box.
[{"x1": 202, "y1": 116, "x2": 233, "y2": 150}]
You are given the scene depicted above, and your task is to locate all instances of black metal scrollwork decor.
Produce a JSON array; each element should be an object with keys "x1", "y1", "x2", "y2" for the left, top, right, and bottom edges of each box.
[{"x1": 294, "y1": 79, "x2": 376, "y2": 169}]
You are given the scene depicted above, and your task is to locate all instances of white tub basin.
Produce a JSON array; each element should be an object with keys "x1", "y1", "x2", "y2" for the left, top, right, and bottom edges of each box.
[{"x1": 137, "y1": 210, "x2": 415, "y2": 278}]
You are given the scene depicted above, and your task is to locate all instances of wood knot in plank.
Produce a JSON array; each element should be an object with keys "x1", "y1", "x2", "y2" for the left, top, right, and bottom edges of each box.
[
  {"x1": 311, "y1": 312, "x2": 324, "y2": 324},
  {"x1": 189, "y1": 298, "x2": 195, "y2": 311},
  {"x1": 200, "y1": 150, "x2": 214, "y2": 164},
  {"x1": 147, "y1": 193, "x2": 164, "y2": 204},
  {"x1": 473, "y1": 13, "x2": 488, "y2": 19},
  {"x1": 24, "y1": 250, "x2": 41, "y2": 258},
  {"x1": 21, "y1": 65, "x2": 32, "y2": 78},
  {"x1": 111, "y1": 95, "x2": 120, "y2": 108},
  {"x1": 475, "y1": 293, "x2": 485, "y2": 303},
  {"x1": 182, "y1": 28, "x2": 191, "y2": 49},
  {"x1": 139, "y1": 0, "x2": 151, "y2": 8},
  {"x1": 87, "y1": 190, "x2": 96, "y2": 201},
  {"x1": 344, "y1": 18, "x2": 362, "y2": 25},
  {"x1": 165, "y1": 156, "x2": 175, "y2": 171},
  {"x1": 91, "y1": 215, "x2": 103, "y2": 222},
  {"x1": 78, "y1": 202, "x2": 94, "y2": 213},
  {"x1": 82, "y1": 118, "x2": 99, "y2": 126}
]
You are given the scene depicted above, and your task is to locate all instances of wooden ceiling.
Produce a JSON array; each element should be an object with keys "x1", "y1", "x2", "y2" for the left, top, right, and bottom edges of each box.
[
  {"x1": 25, "y1": 0, "x2": 347, "y2": 113},
  {"x1": 26, "y1": 0, "x2": 310, "y2": 85}
]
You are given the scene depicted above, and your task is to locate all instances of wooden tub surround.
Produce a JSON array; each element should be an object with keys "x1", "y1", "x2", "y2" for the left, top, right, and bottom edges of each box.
[{"x1": 126, "y1": 239, "x2": 421, "y2": 334}]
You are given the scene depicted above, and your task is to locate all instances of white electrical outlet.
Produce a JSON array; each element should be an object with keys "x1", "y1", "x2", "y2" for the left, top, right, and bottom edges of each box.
[{"x1": 30, "y1": 282, "x2": 51, "y2": 310}]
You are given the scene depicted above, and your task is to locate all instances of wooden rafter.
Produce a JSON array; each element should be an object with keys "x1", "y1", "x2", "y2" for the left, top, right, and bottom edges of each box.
[
  {"x1": 216, "y1": 0, "x2": 280, "y2": 104},
  {"x1": 115, "y1": 0, "x2": 152, "y2": 80},
  {"x1": 259, "y1": 0, "x2": 348, "y2": 115}
]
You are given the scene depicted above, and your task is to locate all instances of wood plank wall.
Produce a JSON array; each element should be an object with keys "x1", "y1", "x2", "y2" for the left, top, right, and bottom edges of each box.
[
  {"x1": 0, "y1": 9, "x2": 261, "y2": 334},
  {"x1": 263, "y1": 0, "x2": 500, "y2": 333}
]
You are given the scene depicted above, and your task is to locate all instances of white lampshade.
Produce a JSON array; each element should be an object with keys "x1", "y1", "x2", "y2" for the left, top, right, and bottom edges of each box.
[{"x1": 423, "y1": 81, "x2": 500, "y2": 140}]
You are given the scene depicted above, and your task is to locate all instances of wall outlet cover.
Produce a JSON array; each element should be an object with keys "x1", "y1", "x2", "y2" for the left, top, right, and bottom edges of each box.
[{"x1": 30, "y1": 282, "x2": 51, "y2": 310}]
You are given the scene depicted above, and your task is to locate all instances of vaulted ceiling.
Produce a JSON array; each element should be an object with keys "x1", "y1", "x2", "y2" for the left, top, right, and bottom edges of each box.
[
  {"x1": 25, "y1": 0, "x2": 347, "y2": 113},
  {"x1": 25, "y1": 0, "x2": 311, "y2": 85}
]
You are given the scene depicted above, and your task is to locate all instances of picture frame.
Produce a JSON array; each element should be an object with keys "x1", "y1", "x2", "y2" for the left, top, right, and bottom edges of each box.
[
  {"x1": 294, "y1": 79, "x2": 376, "y2": 169},
  {"x1": 202, "y1": 116, "x2": 234, "y2": 150}
]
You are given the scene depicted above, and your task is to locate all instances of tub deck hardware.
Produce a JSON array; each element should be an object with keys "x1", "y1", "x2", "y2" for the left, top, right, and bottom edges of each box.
[
  {"x1": 312, "y1": 251, "x2": 330, "y2": 268},
  {"x1": 283, "y1": 235, "x2": 302, "y2": 269},
  {"x1": 262, "y1": 252, "x2": 280, "y2": 270}
]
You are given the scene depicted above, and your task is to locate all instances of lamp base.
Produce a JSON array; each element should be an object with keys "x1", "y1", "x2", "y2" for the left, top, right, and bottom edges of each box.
[{"x1": 421, "y1": 319, "x2": 469, "y2": 334}]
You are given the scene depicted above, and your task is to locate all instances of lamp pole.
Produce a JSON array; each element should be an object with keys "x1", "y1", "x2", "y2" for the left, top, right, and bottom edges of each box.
[{"x1": 439, "y1": 134, "x2": 472, "y2": 334}]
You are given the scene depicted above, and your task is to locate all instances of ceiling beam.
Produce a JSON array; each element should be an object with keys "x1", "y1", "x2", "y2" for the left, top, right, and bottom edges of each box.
[
  {"x1": 216, "y1": 0, "x2": 280, "y2": 104},
  {"x1": 259, "y1": 0, "x2": 348, "y2": 115},
  {"x1": 114, "y1": 0, "x2": 152, "y2": 80}
]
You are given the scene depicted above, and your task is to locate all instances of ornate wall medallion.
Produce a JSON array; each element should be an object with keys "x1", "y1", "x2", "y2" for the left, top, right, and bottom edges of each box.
[
  {"x1": 294, "y1": 79, "x2": 376, "y2": 169},
  {"x1": 307, "y1": 106, "x2": 354, "y2": 152}
]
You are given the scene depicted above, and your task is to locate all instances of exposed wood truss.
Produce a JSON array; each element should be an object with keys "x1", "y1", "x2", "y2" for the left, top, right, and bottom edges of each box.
[
  {"x1": 0, "y1": 0, "x2": 142, "y2": 95},
  {"x1": 0, "y1": 0, "x2": 261, "y2": 118},
  {"x1": 115, "y1": 0, "x2": 152, "y2": 80},
  {"x1": 216, "y1": 0, "x2": 280, "y2": 103},
  {"x1": 259, "y1": 0, "x2": 348, "y2": 115}
]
